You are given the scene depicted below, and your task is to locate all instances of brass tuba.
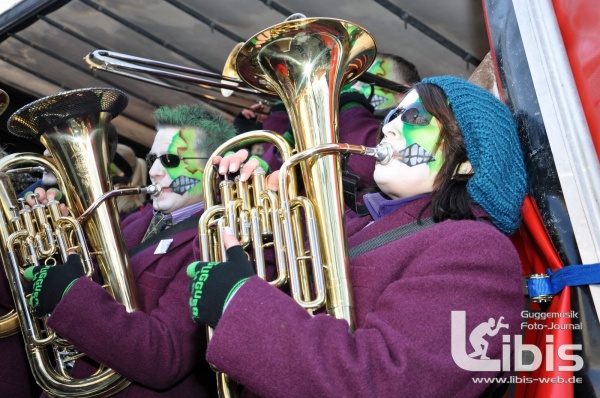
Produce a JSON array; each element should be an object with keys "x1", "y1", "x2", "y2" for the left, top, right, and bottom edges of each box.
[
  {"x1": 0, "y1": 88, "x2": 147, "y2": 397},
  {"x1": 199, "y1": 17, "x2": 393, "y2": 397}
]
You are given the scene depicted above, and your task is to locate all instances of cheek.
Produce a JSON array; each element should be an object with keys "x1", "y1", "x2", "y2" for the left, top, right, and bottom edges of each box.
[
  {"x1": 167, "y1": 167, "x2": 203, "y2": 181},
  {"x1": 374, "y1": 88, "x2": 396, "y2": 107},
  {"x1": 187, "y1": 182, "x2": 203, "y2": 196}
]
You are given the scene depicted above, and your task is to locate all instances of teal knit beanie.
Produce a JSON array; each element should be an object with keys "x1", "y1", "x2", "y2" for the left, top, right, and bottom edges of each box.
[{"x1": 418, "y1": 76, "x2": 527, "y2": 234}]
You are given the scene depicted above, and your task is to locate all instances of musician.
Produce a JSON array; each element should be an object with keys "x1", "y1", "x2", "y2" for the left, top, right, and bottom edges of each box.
[
  {"x1": 22, "y1": 104, "x2": 236, "y2": 397},
  {"x1": 350, "y1": 52, "x2": 422, "y2": 119},
  {"x1": 187, "y1": 76, "x2": 527, "y2": 397}
]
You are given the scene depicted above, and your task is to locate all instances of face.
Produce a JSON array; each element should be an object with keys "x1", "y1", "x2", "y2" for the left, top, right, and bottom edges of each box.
[
  {"x1": 374, "y1": 89, "x2": 444, "y2": 199},
  {"x1": 148, "y1": 127, "x2": 207, "y2": 214},
  {"x1": 352, "y1": 58, "x2": 408, "y2": 110}
]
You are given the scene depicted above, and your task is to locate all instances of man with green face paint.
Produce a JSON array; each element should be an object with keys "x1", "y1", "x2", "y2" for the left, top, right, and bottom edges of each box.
[
  {"x1": 351, "y1": 52, "x2": 421, "y2": 119},
  {"x1": 145, "y1": 105, "x2": 234, "y2": 222},
  {"x1": 23, "y1": 104, "x2": 237, "y2": 397}
]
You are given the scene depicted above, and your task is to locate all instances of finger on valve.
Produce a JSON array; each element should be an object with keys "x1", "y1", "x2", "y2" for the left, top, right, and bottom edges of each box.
[{"x1": 216, "y1": 149, "x2": 249, "y2": 176}]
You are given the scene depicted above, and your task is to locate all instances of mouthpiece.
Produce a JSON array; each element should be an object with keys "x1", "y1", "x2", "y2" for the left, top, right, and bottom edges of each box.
[
  {"x1": 142, "y1": 183, "x2": 162, "y2": 196},
  {"x1": 366, "y1": 143, "x2": 396, "y2": 165}
]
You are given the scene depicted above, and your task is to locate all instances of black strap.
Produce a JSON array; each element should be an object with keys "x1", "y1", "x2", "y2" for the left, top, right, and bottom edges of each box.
[
  {"x1": 129, "y1": 214, "x2": 201, "y2": 257},
  {"x1": 349, "y1": 217, "x2": 436, "y2": 258}
]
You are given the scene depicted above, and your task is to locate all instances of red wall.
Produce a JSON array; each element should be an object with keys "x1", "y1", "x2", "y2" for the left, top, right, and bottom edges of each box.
[{"x1": 553, "y1": 0, "x2": 600, "y2": 160}]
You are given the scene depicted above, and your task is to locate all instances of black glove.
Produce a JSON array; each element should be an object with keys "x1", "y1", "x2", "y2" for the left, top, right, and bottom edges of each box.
[
  {"x1": 233, "y1": 112, "x2": 263, "y2": 135},
  {"x1": 187, "y1": 246, "x2": 255, "y2": 328},
  {"x1": 24, "y1": 254, "x2": 85, "y2": 317}
]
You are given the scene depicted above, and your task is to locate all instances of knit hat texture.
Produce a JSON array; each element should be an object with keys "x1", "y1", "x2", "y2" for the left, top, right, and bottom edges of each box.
[{"x1": 419, "y1": 76, "x2": 527, "y2": 234}]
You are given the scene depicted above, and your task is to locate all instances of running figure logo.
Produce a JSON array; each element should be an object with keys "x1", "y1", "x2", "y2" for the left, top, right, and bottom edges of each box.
[{"x1": 468, "y1": 317, "x2": 508, "y2": 359}]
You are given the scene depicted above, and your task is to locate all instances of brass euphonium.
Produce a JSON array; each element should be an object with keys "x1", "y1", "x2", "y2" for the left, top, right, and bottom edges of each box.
[
  {"x1": 0, "y1": 88, "x2": 153, "y2": 397},
  {"x1": 200, "y1": 17, "x2": 395, "y2": 397}
]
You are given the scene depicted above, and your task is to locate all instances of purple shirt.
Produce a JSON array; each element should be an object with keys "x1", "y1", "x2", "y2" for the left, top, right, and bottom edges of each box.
[
  {"x1": 363, "y1": 192, "x2": 429, "y2": 220},
  {"x1": 170, "y1": 201, "x2": 204, "y2": 226}
]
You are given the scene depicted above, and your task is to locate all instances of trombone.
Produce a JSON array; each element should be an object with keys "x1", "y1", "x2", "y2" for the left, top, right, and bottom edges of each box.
[
  {"x1": 84, "y1": 48, "x2": 408, "y2": 111},
  {"x1": 85, "y1": 49, "x2": 275, "y2": 112}
]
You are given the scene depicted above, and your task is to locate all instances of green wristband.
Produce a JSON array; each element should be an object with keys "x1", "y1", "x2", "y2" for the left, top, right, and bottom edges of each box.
[{"x1": 249, "y1": 155, "x2": 269, "y2": 173}]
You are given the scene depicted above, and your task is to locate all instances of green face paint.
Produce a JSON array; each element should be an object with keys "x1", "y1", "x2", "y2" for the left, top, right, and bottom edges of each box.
[
  {"x1": 400, "y1": 121, "x2": 444, "y2": 173},
  {"x1": 368, "y1": 59, "x2": 398, "y2": 109},
  {"x1": 166, "y1": 128, "x2": 204, "y2": 194},
  {"x1": 353, "y1": 58, "x2": 400, "y2": 110},
  {"x1": 385, "y1": 92, "x2": 445, "y2": 174}
]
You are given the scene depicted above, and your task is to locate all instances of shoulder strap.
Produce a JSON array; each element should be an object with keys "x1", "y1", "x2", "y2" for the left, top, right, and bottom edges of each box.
[
  {"x1": 129, "y1": 214, "x2": 201, "y2": 257},
  {"x1": 349, "y1": 217, "x2": 436, "y2": 259}
]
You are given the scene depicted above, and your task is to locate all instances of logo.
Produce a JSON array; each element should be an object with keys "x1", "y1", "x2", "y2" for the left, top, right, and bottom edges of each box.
[{"x1": 451, "y1": 311, "x2": 583, "y2": 372}]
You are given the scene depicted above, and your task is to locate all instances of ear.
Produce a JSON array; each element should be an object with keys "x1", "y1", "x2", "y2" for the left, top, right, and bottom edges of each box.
[{"x1": 454, "y1": 160, "x2": 474, "y2": 176}]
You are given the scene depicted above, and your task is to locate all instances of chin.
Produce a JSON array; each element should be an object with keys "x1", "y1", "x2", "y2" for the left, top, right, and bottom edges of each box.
[
  {"x1": 152, "y1": 194, "x2": 174, "y2": 214},
  {"x1": 152, "y1": 191, "x2": 192, "y2": 214}
]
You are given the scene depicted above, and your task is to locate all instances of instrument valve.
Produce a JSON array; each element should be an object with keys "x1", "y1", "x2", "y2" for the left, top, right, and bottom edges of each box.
[
  {"x1": 9, "y1": 205, "x2": 23, "y2": 230},
  {"x1": 17, "y1": 198, "x2": 30, "y2": 212}
]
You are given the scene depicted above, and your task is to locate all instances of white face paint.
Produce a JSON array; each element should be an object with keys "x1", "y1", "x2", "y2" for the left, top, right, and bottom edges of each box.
[
  {"x1": 373, "y1": 89, "x2": 444, "y2": 199},
  {"x1": 148, "y1": 127, "x2": 207, "y2": 214}
]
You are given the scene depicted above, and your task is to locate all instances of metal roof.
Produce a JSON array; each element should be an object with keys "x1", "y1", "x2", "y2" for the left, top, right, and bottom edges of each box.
[{"x1": 0, "y1": 0, "x2": 489, "y2": 155}]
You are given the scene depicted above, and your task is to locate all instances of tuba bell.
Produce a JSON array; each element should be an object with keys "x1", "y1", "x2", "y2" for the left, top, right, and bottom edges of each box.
[
  {"x1": 0, "y1": 88, "x2": 140, "y2": 397},
  {"x1": 199, "y1": 17, "x2": 390, "y2": 397}
]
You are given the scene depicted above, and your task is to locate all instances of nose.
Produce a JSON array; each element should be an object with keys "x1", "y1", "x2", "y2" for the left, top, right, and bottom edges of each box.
[
  {"x1": 381, "y1": 129, "x2": 399, "y2": 141},
  {"x1": 148, "y1": 159, "x2": 164, "y2": 180}
]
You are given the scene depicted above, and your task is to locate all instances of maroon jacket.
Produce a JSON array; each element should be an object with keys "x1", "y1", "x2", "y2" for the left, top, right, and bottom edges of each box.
[
  {"x1": 44, "y1": 205, "x2": 214, "y2": 397},
  {"x1": 206, "y1": 197, "x2": 524, "y2": 397}
]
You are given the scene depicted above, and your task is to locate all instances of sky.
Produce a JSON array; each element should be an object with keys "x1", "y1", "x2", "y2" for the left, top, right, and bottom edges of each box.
[{"x1": 0, "y1": 0, "x2": 24, "y2": 15}]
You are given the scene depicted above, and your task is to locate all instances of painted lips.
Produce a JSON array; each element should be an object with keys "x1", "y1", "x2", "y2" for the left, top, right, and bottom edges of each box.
[{"x1": 397, "y1": 143, "x2": 435, "y2": 167}]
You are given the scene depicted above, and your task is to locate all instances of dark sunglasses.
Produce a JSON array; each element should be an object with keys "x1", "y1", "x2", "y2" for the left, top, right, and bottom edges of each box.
[
  {"x1": 146, "y1": 153, "x2": 208, "y2": 169},
  {"x1": 383, "y1": 102, "x2": 433, "y2": 126}
]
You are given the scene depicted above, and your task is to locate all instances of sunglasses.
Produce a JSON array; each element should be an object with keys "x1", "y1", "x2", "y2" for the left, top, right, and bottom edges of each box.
[
  {"x1": 383, "y1": 102, "x2": 433, "y2": 126},
  {"x1": 146, "y1": 153, "x2": 208, "y2": 169}
]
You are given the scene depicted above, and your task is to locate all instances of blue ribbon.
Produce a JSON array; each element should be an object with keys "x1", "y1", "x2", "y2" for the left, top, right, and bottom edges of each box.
[{"x1": 528, "y1": 263, "x2": 600, "y2": 299}]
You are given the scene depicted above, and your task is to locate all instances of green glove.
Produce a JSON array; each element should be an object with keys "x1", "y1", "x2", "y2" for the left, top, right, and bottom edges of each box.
[
  {"x1": 24, "y1": 254, "x2": 85, "y2": 317},
  {"x1": 188, "y1": 246, "x2": 254, "y2": 328}
]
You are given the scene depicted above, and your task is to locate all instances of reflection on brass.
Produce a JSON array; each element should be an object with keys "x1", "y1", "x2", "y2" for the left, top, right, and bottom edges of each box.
[{"x1": 220, "y1": 42, "x2": 244, "y2": 97}]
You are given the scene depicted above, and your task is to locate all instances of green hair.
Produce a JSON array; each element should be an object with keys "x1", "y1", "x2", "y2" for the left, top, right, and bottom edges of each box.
[{"x1": 153, "y1": 104, "x2": 236, "y2": 155}]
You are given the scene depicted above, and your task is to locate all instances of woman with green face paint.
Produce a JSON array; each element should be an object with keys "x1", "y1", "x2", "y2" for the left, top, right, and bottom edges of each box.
[{"x1": 186, "y1": 76, "x2": 528, "y2": 397}]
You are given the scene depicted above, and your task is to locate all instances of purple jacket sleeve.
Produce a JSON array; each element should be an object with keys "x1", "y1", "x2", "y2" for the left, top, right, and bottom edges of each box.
[
  {"x1": 46, "y1": 240, "x2": 204, "y2": 390},
  {"x1": 206, "y1": 221, "x2": 523, "y2": 397}
]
